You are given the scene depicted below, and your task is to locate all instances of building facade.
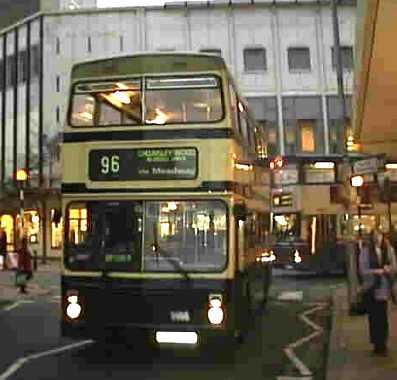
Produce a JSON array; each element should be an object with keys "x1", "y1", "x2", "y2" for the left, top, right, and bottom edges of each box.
[{"x1": 0, "y1": 0, "x2": 357, "y2": 258}]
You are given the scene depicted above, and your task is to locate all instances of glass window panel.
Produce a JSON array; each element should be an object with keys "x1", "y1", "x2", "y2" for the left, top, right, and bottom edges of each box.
[
  {"x1": 0, "y1": 215, "x2": 14, "y2": 250},
  {"x1": 65, "y1": 201, "x2": 143, "y2": 272},
  {"x1": 229, "y1": 84, "x2": 240, "y2": 135},
  {"x1": 24, "y1": 211, "x2": 40, "y2": 245},
  {"x1": 51, "y1": 218, "x2": 63, "y2": 249},
  {"x1": 146, "y1": 77, "x2": 218, "y2": 89},
  {"x1": 331, "y1": 46, "x2": 354, "y2": 70},
  {"x1": 244, "y1": 48, "x2": 267, "y2": 71},
  {"x1": 272, "y1": 213, "x2": 300, "y2": 241},
  {"x1": 70, "y1": 94, "x2": 95, "y2": 126},
  {"x1": 299, "y1": 120, "x2": 315, "y2": 152},
  {"x1": 304, "y1": 163, "x2": 336, "y2": 184},
  {"x1": 145, "y1": 78, "x2": 222, "y2": 124},
  {"x1": 70, "y1": 77, "x2": 223, "y2": 127},
  {"x1": 143, "y1": 200, "x2": 227, "y2": 272},
  {"x1": 288, "y1": 47, "x2": 311, "y2": 71}
]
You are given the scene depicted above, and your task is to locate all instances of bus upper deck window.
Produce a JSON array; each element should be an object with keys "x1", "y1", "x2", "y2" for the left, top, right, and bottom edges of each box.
[
  {"x1": 144, "y1": 76, "x2": 223, "y2": 125},
  {"x1": 71, "y1": 94, "x2": 95, "y2": 126},
  {"x1": 70, "y1": 80, "x2": 142, "y2": 127}
]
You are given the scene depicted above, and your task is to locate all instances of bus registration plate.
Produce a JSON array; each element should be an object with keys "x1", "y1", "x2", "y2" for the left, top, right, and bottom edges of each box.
[{"x1": 89, "y1": 147, "x2": 197, "y2": 181}]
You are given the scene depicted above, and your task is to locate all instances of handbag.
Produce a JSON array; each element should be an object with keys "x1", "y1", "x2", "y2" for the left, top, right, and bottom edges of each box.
[
  {"x1": 355, "y1": 286, "x2": 374, "y2": 315},
  {"x1": 15, "y1": 271, "x2": 28, "y2": 287}
]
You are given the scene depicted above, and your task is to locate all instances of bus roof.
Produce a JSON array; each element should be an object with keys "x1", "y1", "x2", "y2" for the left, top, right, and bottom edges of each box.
[{"x1": 71, "y1": 52, "x2": 228, "y2": 80}]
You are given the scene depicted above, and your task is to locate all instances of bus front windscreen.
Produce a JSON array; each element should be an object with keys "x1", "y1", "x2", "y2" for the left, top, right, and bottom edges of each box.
[
  {"x1": 65, "y1": 200, "x2": 228, "y2": 273},
  {"x1": 69, "y1": 76, "x2": 223, "y2": 127}
]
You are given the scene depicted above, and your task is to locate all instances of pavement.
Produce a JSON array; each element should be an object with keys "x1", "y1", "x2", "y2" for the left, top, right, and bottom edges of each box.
[
  {"x1": 0, "y1": 261, "x2": 60, "y2": 300},
  {"x1": 326, "y1": 286, "x2": 397, "y2": 380}
]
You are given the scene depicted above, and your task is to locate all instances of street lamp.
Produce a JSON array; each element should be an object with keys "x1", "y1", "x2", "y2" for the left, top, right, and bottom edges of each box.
[
  {"x1": 16, "y1": 169, "x2": 28, "y2": 239},
  {"x1": 351, "y1": 175, "x2": 364, "y2": 237}
]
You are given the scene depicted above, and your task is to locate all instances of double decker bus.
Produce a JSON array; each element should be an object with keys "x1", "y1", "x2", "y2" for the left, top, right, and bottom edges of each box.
[{"x1": 61, "y1": 53, "x2": 272, "y2": 345}]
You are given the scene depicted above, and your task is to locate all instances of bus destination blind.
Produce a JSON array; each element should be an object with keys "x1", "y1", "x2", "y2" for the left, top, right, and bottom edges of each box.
[{"x1": 89, "y1": 148, "x2": 197, "y2": 181}]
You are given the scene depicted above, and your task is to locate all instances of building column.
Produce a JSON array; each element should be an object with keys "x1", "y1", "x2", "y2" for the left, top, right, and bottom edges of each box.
[
  {"x1": 315, "y1": 5, "x2": 330, "y2": 154},
  {"x1": 228, "y1": 5, "x2": 238, "y2": 80},
  {"x1": 270, "y1": 5, "x2": 285, "y2": 155}
]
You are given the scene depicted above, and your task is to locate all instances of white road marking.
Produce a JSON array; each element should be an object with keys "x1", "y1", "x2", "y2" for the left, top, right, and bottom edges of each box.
[
  {"x1": 3, "y1": 300, "x2": 34, "y2": 312},
  {"x1": 278, "y1": 303, "x2": 327, "y2": 379},
  {"x1": 0, "y1": 340, "x2": 93, "y2": 380},
  {"x1": 283, "y1": 348, "x2": 312, "y2": 376},
  {"x1": 277, "y1": 291, "x2": 303, "y2": 301},
  {"x1": 277, "y1": 377, "x2": 312, "y2": 380}
]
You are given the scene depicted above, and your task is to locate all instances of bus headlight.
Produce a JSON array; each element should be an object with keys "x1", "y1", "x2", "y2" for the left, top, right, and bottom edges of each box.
[
  {"x1": 208, "y1": 294, "x2": 224, "y2": 325},
  {"x1": 66, "y1": 302, "x2": 82, "y2": 319},
  {"x1": 66, "y1": 292, "x2": 82, "y2": 319},
  {"x1": 294, "y1": 250, "x2": 302, "y2": 264}
]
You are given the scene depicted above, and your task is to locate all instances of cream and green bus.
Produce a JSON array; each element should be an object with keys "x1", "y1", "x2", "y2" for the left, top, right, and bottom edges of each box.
[{"x1": 61, "y1": 53, "x2": 272, "y2": 345}]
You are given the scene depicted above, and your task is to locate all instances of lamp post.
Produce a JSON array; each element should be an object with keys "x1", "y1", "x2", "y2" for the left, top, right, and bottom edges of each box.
[
  {"x1": 16, "y1": 169, "x2": 28, "y2": 240},
  {"x1": 351, "y1": 175, "x2": 364, "y2": 237},
  {"x1": 383, "y1": 174, "x2": 393, "y2": 238}
]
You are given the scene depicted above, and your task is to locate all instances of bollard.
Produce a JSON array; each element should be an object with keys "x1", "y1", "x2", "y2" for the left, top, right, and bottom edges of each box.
[{"x1": 33, "y1": 249, "x2": 38, "y2": 271}]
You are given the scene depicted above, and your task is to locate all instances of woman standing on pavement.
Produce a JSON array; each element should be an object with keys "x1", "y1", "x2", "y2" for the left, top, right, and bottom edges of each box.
[
  {"x1": 358, "y1": 229, "x2": 397, "y2": 356},
  {"x1": 16, "y1": 237, "x2": 33, "y2": 294}
]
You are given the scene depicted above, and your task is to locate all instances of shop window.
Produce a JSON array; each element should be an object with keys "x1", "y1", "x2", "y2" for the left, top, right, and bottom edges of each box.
[
  {"x1": 299, "y1": 120, "x2": 315, "y2": 152},
  {"x1": 68, "y1": 207, "x2": 87, "y2": 245},
  {"x1": 304, "y1": 162, "x2": 336, "y2": 184},
  {"x1": 0, "y1": 215, "x2": 14, "y2": 250},
  {"x1": 23, "y1": 210, "x2": 40, "y2": 245},
  {"x1": 272, "y1": 213, "x2": 300, "y2": 242},
  {"x1": 351, "y1": 215, "x2": 376, "y2": 236},
  {"x1": 51, "y1": 219, "x2": 63, "y2": 249}
]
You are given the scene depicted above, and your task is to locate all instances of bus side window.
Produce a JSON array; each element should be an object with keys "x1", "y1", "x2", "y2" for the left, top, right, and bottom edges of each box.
[
  {"x1": 229, "y1": 84, "x2": 241, "y2": 137},
  {"x1": 238, "y1": 101, "x2": 249, "y2": 146},
  {"x1": 247, "y1": 117, "x2": 256, "y2": 152}
]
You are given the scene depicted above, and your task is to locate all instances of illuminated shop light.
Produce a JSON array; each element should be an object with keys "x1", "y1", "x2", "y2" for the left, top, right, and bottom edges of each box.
[
  {"x1": 313, "y1": 162, "x2": 334, "y2": 169},
  {"x1": 235, "y1": 162, "x2": 253, "y2": 171}
]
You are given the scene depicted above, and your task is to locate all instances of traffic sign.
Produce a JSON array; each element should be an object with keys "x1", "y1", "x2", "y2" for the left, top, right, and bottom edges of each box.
[{"x1": 352, "y1": 157, "x2": 382, "y2": 175}]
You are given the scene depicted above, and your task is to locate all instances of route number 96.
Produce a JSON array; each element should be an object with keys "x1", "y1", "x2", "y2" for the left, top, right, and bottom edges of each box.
[{"x1": 100, "y1": 155, "x2": 120, "y2": 174}]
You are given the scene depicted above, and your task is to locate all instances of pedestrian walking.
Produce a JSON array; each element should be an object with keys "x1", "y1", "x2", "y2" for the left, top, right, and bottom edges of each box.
[
  {"x1": 0, "y1": 227, "x2": 7, "y2": 270},
  {"x1": 16, "y1": 237, "x2": 33, "y2": 294},
  {"x1": 358, "y1": 229, "x2": 397, "y2": 356}
]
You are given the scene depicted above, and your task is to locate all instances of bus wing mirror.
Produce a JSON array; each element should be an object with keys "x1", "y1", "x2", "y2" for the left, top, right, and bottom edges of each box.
[{"x1": 233, "y1": 204, "x2": 247, "y2": 221}]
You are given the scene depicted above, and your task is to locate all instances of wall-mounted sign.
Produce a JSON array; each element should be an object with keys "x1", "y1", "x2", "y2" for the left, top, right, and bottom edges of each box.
[
  {"x1": 352, "y1": 157, "x2": 383, "y2": 175},
  {"x1": 89, "y1": 147, "x2": 197, "y2": 181},
  {"x1": 272, "y1": 193, "x2": 293, "y2": 207}
]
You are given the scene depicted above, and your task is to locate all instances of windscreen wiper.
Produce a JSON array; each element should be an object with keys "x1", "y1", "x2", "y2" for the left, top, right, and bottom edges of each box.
[{"x1": 151, "y1": 243, "x2": 191, "y2": 284}]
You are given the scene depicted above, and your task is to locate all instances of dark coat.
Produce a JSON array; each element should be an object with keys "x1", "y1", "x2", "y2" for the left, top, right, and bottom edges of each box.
[{"x1": 17, "y1": 247, "x2": 32, "y2": 273}]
